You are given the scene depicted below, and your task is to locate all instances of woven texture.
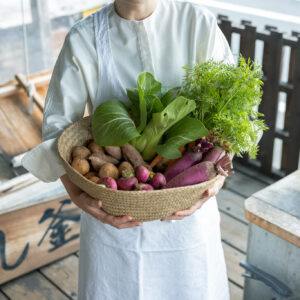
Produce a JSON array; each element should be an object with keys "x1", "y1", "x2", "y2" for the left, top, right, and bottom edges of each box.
[{"x1": 57, "y1": 116, "x2": 221, "y2": 222}]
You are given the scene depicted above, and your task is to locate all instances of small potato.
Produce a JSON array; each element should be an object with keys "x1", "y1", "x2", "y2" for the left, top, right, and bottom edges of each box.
[
  {"x1": 88, "y1": 141, "x2": 104, "y2": 154},
  {"x1": 72, "y1": 146, "x2": 91, "y2": 159},
  {"x1": 89, "y1": 176, "x2": 100, "y2": 183},
  {"x1": 118, "y1": 161, "x2": 134, "y2": 174},
  {"x1": 85, "y1": 172, "x2": 97, "y2": 179},
  {"x1": 99, "y1": 163, "x2": 119, "y2": 180},
  {"x1": 72, "y1": 157, "x2": 90, "y2": 175}
]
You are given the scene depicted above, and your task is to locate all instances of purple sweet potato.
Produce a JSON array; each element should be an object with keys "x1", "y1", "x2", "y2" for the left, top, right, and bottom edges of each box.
[
  {"x1": 97, "y1": 177, "x2": 117, "y2": 190},
  {"x1": 150, "y1": 173, "x2": 166, "y2": 189},
  {"x1": 117, "y1": 177, "x2": 138, "y2": 191},
  {"x1": 165, "y1": 161, "x2": 217, "y2": 189},
  {"x1": 165, "y1": 151, "x2": 203, "y2": 182},
  {"x1": 135, "y1": 166, "x2": 150, "y2": 183},
  {"x1": 202, "y1": 146, "x2": 225, "y2": 163}
]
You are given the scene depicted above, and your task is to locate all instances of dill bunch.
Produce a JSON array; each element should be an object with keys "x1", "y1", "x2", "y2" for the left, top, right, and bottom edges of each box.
[{"x1": 180, "y1": 56, "x2": 268, "y2": 159}]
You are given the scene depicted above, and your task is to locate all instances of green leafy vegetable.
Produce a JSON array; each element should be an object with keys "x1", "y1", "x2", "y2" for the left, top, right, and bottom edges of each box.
[
  {"x1": 135, "y1": 96, "x2": 197, "y2": 160},
  {"x1": 180, "y1": 57, "x2": 268, "y2": 158},
  {"x1": 156, "y1": 117, "x2": 209, "y2": 159},
  {"x1": 92, "y1": 99, "x2": 140, "y2": 146},
  {"x1": 136, "y1": 72, "x2": 162, "y2": 132}
]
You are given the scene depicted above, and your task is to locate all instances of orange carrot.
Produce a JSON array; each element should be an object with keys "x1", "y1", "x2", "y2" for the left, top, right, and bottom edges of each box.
[
  {"x1": 166, "y1": 147, "x2": 186, "y2": 171},
  {"x1": 187, "y1": 141, "x2": 195, "y2": 151},
  {"x1": 150, "y1": 154, "x2": 163, "y2": 168}
]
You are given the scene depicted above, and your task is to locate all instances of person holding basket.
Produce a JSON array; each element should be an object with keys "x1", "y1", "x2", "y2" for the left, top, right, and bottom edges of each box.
[{"x1": 22, "y1": 0, "x2": 235, "y2": 299}]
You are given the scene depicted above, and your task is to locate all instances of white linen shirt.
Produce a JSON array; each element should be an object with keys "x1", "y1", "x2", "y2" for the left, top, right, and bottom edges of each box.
[{"x1": 21, "y1": 0, "x2": 234, "y2": 182}]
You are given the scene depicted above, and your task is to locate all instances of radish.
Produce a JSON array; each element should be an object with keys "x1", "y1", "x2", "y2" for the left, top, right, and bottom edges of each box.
[
  {"x1": 97, "y1": 177, "x2": 117, "y2": 190},
  {"x1": 117, "y1": 177, "x2": 138, "y2": 191},
  {"x1": 164, "y1": 155, "x2": 232, "y2": 189},
  {"x1": 150, "y1": 173, "x2": 166, "y2": 189},
  {"x1": 135, "y1": 166, "x2": 150, "y2": 183},
  {"x1": 165, "y1": 140, "x2": 213, "y2": 182},
  {"x1": 134, "y1": 183, "x2": 154, "y2": 191}
]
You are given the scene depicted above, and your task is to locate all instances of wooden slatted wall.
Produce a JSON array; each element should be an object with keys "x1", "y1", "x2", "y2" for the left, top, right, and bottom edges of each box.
[{"x1": 218, "y1": 16, "x2": 300, "y2": 178}]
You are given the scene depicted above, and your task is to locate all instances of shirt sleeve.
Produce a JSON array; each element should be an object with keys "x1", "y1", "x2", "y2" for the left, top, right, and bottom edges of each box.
[
  {"x1": 21, "y1": 27, "x2": 89, "y2": 182},
  {"x1": 197, "y1": 8, "x2": 234, "y2": 65}
]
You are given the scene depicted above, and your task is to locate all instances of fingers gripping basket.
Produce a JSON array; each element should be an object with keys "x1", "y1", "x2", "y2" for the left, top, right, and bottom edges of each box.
[{"x1": 58, "y1": 116, "x2": 220, "y2": 222}]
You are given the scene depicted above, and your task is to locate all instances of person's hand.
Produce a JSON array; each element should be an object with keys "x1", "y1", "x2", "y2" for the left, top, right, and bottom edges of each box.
[
  {"x1": 60, "y1": 174, "x2": 142, "y2": 229},
  {"x1": 73, "y1": 192, "x2": 143, "y2": 229},
  {"x1": 160, "y1": 175, "x2": 226, "y2": 221}
]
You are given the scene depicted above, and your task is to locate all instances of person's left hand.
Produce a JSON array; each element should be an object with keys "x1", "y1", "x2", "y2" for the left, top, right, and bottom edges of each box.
[{"x1": 160, "y1": 175, "x2": 226, "y2": 221}]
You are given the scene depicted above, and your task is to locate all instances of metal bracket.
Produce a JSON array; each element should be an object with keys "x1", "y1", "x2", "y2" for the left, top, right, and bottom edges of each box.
[{"x1": 240, "y1": 261, "x2": 293, "y2": 297}]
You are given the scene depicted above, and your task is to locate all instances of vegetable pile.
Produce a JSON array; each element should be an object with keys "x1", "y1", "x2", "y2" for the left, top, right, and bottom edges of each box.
[{"x1": 70, "y1": 57, "x2": 268, "y2": 191}]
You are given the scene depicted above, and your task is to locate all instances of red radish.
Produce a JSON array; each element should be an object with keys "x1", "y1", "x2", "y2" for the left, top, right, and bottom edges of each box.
[
  {"x1": 202, "y1": 146, "x2": 225, "y2": 163},
  {"x1": 97, "y1": 177, "x2": 117, "y2": 190},
  {"x1": 134, "y1": 183, "x2": 154, "y2": 191},
  {"x1": 150, "y1": 173, "x2": 166, "y2": 189},
  {"x1": 135, "y1": 166, "x2": 150, "y2": 183},
  {"x1": 117, "y1": 177, "x2": 138, "y2": 191},
  {"x1": 164, "y1": 155, "x2": 233, "y2": 189}
]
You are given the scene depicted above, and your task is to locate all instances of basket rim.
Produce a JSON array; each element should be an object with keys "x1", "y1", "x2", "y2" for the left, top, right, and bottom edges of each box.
[{"x1": 57, "y1": 115, "x2": 222, "y2": 194}]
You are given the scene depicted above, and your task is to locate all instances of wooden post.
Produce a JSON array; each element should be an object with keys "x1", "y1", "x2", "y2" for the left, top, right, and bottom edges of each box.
[
  {"x1": 258, "y1": 30, "x2": 283, "y2": 174},
  {"x1": 281, "y1": 37, "x2": 300, "y2": 174},
  {"x1": 239, "y1": 23, "x2": 257, "y2": 164},
  {"x1": 219, "y1": 18, "x2": 232, "y2": 46}
]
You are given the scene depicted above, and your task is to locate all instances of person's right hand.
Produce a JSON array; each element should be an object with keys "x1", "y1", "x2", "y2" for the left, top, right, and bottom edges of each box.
[
  {"x1": 60, "y1": 174, "x2": 142, "y2": 229},
  {"x1": 74, "y1": 192, "x2": 143, "y2": 229}
]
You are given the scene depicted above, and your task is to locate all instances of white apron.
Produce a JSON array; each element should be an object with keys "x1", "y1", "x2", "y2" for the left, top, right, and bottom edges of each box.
[{"x1": 78, "y1": 6, "x2": 229, "y2": 300}]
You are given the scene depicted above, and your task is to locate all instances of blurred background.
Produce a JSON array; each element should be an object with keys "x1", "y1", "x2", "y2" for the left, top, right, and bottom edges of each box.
[{"x1": 0, "y1": 1, "x2": 299, "y2": 300}]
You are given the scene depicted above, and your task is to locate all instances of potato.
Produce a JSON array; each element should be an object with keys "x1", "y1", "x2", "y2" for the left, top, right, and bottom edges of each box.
[
  {"x1": 118, "y1": 161, "x2": 134, "y2": 175},
  {"x1": 121, "y1": 143, "x2": 151, "y2": 170},
  {"x1": 72, "y1": 157, "x2": 90, "y2": 175},
  {"x1": 88, "y1": 141, "x2": 104, "y2": 154},
  {"x1": 99, "y1": 163, "x2": 119, "y2": 180},
  {"x1": 89, "y1": 176, "x2": 100, "y2": 183},
  {"x1": 85, "y1": 172, "x2": 97, "y2": 179},
  {"x1": 72, "y1": 146, "x2": 91, "y2": 159}
]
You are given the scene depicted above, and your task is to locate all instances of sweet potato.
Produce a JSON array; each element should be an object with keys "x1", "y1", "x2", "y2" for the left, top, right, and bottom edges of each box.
[
  {"x1": 165, "y1": 151, "x2": 203, "y2": 182},
  {"x1": 202, "y1": 146, "x2": 225, "y2": 163},
  {"x1": 104, "y1": 146, "x2": 122, "y2": 160},
  {"x1": 89, "y1": 152, "x2": 119, "y2": 165},
  {"x1": 88, "y1": 141, "x2": 104, "y2": 154},
  {"x1": 88, "y1": 156, "x2": 107, "y2": 171},
  {"x1": 165, "y1": 161, "x2": 216, "y2": 188},
  {"x1": 121, "y1": 143, "x2": 150, "y2": 169}
]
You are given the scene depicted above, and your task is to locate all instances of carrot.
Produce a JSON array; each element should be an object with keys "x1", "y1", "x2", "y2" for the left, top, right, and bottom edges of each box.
[
  {"x1": 187, "y1": 141, "x2": 195, "y2": 151},
  {"x1": 150, "y1": 154, "x2": 163, "y2": 168},
  {"x1": 166, "y1": 147, "x2": 186, "y2": 171}
]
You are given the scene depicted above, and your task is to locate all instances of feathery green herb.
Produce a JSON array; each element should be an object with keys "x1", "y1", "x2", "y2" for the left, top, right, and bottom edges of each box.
[{"x1": 180, "y1": 57, "x2": 268, "y2": 158}]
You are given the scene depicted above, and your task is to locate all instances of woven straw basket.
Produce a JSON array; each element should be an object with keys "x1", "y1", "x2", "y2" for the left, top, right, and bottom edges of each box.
[{"x1": 57, "y1": 116, "x2": 220, "y2": 222}]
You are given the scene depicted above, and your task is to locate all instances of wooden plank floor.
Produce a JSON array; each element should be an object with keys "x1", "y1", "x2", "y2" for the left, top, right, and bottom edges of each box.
[{"x1": 0, "y1": 163, "x2": 275, "y2": 300}]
